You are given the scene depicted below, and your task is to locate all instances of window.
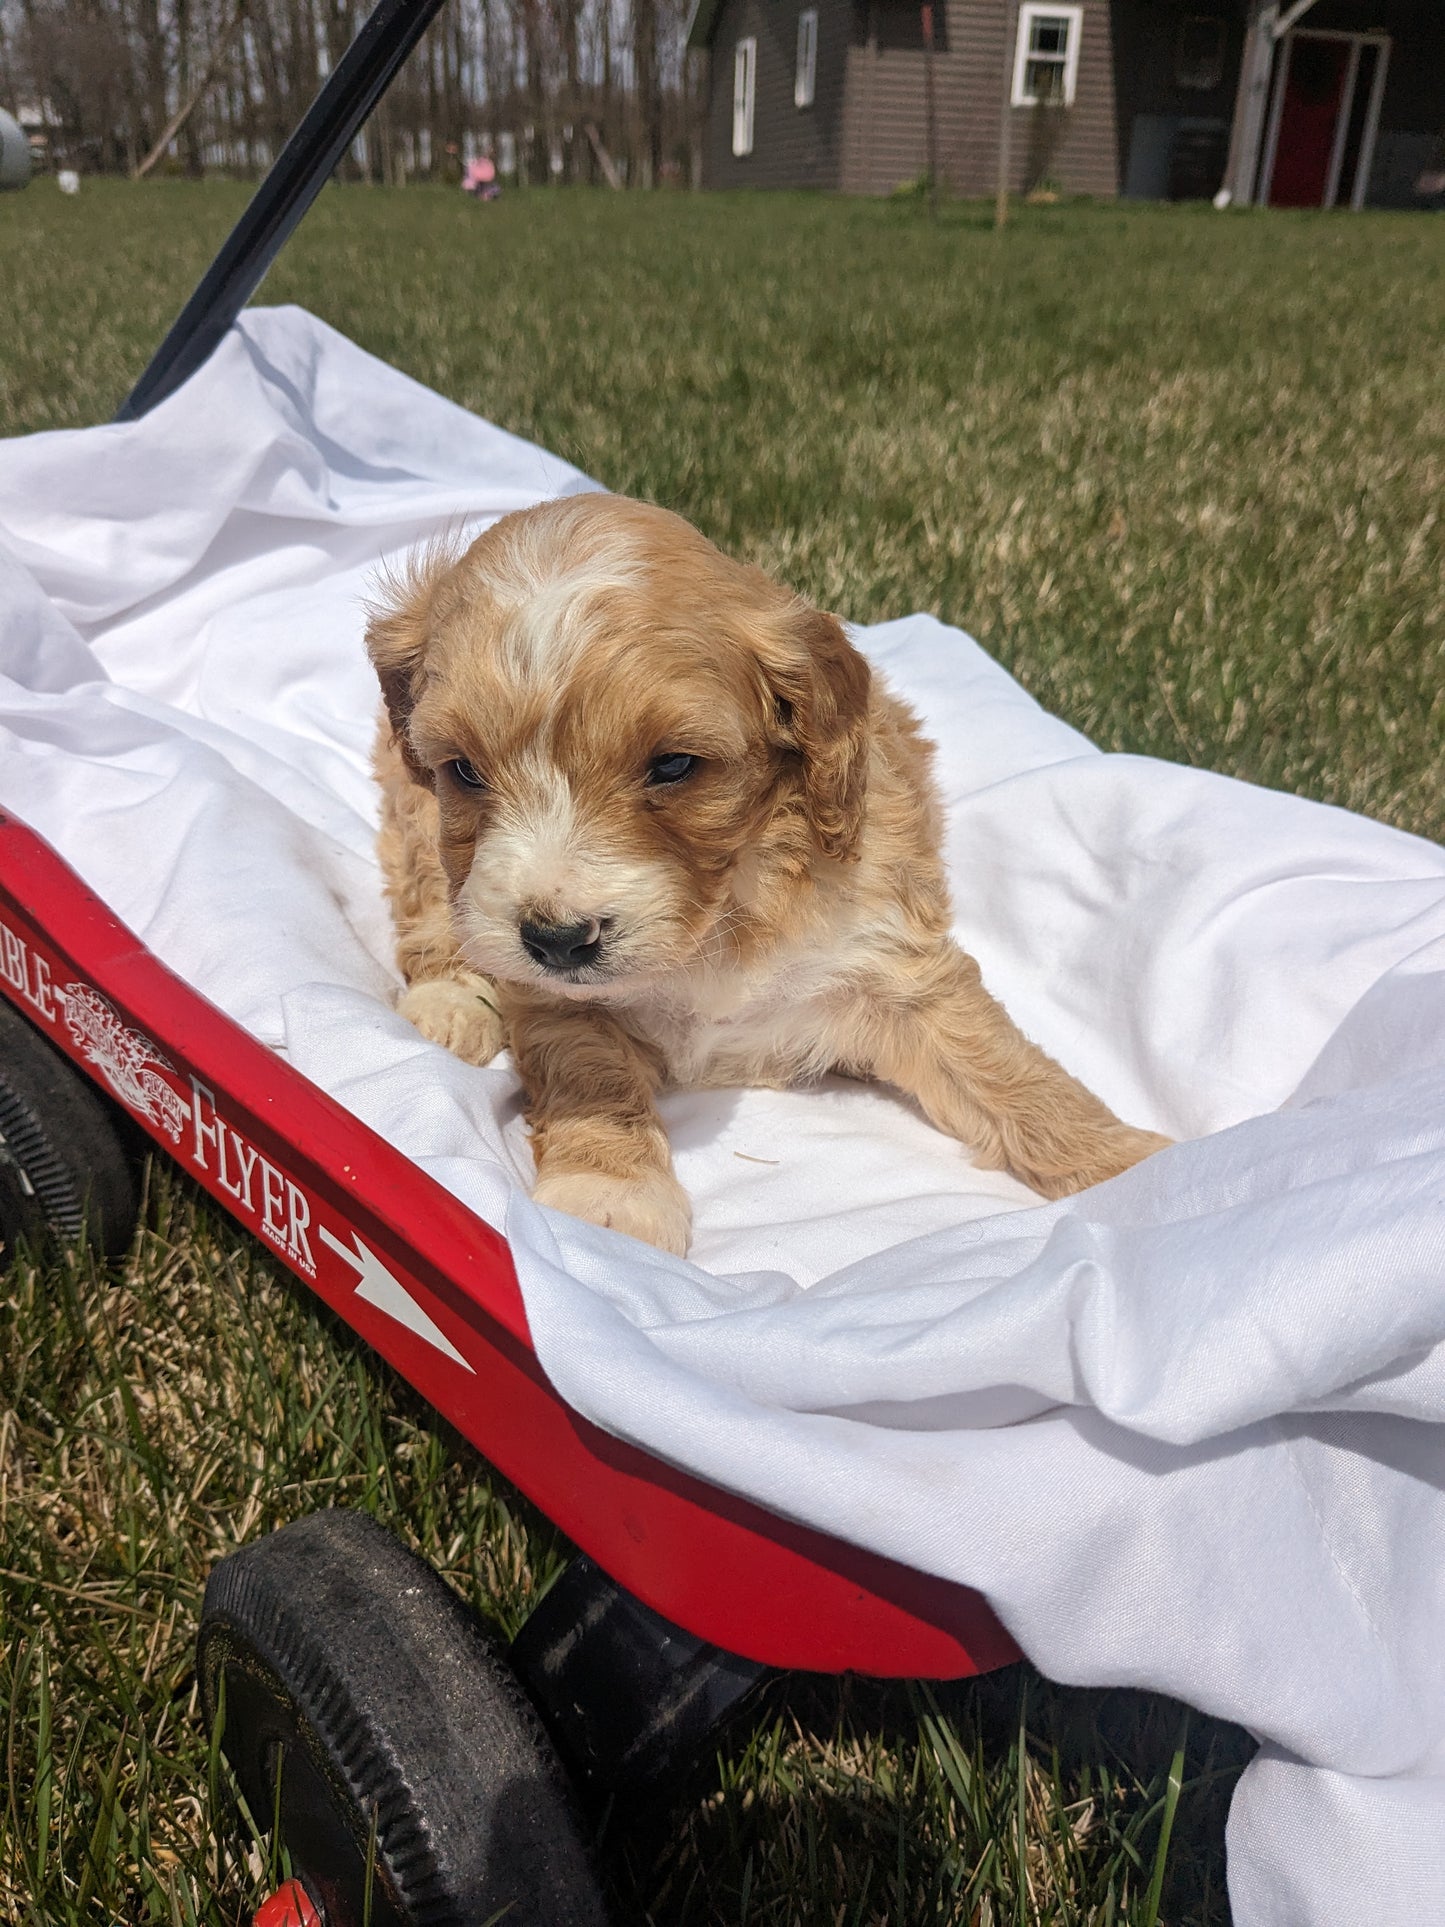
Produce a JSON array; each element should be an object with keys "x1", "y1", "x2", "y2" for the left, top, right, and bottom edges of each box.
[
  {"x1": 1175, "y1": 14, "x2": 1225, "y2": 90},
  {"x1": 732, "y1": 37, "x2": 757, "y2": 156},
  {"x1": 795, "y1": 8, "x2": 818, "y2": 108},
  {"x1": 1011, "y1": 4, "x2": 1083, "y2": 108}
]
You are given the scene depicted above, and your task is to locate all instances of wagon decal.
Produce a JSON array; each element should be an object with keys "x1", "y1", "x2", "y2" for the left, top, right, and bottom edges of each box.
[
  {"x1": 59, "y1": 982, "x2": 191, "y2": 1141},
  {"x1": 320, "y1": 1225, "x2": 476, "y2": 1372},
  {"x1": 1, "y1": 899, "x2": 476, "y2": 1368}
]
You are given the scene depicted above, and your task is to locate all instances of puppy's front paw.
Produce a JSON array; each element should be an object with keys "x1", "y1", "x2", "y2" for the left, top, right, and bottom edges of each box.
[
  {"x1": 398, "y1": 974, "x2": 505, "y2": 1066},
  {"x1": 533, "y1": 1167, "x2": 693, "y2": 1257},
  {"x1": 1022, "y1": 1124, "x2": 1173, "y2": 1199}
]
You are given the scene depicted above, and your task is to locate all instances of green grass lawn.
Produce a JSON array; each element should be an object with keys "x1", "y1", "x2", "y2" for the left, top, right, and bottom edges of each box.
[{"x1": 1, "y1": 181, "x2": 1441, "y2": 1926}]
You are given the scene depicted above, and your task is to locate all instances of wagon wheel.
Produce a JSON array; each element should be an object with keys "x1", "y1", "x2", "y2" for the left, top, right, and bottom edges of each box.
[
  {"x1": 198, "y1": 1508, "x2": 609, "y2": 1927},
  {"x1": 0, "y1": 997, "x2": 141, "y2": 1259}
]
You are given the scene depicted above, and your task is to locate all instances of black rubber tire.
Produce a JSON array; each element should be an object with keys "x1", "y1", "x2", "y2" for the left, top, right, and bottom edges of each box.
[
  {"x1": 198, "y1": 1509, "x2": 610, "y2": 1927},
  {"x1": 0, "y1": 997, "x2": 140, "y2": 1259}
]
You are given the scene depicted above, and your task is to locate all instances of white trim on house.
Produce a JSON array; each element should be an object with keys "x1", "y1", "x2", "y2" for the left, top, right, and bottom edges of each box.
[
  {"x1": 1350, "y1": 31, "x2": 1390, "y2": 212},
  {"x1": 795, "y1": 8, "x2": 818, "y2": 109},
  {"x1": 732, "y1": 36, "x2": 757, "y2": 156},
  {"x1": 1011, "y1": 4, "x2": 1084, "y2": 109},
  {"x1": 1323, "y1": 36, "x2": 1363, "y2": 207}
]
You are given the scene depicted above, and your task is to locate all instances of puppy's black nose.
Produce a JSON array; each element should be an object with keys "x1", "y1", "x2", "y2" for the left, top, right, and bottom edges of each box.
[{"x1": 519, "y1": 917, "x2": 603, "y2": 971}]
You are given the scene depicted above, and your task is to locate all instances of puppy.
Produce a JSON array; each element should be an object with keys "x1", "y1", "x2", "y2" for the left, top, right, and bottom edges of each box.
[{"x1": 367, "y1": 494, "x2": 1168, "y2": 1255}]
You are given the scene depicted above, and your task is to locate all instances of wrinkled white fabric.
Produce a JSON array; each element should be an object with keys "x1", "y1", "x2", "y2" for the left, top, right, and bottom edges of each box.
[{"x1": 2, "y1": 307, "x2": 1442, "y2": 1925}]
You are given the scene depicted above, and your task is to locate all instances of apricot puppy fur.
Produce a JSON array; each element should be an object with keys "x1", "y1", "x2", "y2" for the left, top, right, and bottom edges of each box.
[{"x1": 368, "y1": 494, "x2": 1168, "y2": 1256}]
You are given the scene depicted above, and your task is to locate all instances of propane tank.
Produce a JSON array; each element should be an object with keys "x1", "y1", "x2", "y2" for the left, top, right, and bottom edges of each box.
[{"x1": 0, "y1": 109, "x2": 33, "y2": 190}]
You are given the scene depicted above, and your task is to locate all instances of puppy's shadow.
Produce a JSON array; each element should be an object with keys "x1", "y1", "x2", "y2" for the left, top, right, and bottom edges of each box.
[
  {"x1": 662, "y1": 1071, "x2": 923, "y2": 1157},
  {"x1": 602, "y1": 1664, "x2": 1248, "y2": 1927},
  {"x1": 658, "y1": 1086, "x2": 751, "y2": 1158}
]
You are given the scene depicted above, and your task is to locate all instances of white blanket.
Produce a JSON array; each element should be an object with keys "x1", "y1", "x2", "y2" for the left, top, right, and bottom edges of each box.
[{"x1": 3, "y1": 308, "x2": 1443, "y2": 1925}]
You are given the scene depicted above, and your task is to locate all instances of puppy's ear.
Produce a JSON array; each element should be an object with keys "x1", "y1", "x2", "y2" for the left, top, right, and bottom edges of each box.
[
  {"x1": 365, "y1": 547, "x2": 453, "y2": 789},
  {"x1": 759, "y1": 607, "x2": 872, "y2": 861}
]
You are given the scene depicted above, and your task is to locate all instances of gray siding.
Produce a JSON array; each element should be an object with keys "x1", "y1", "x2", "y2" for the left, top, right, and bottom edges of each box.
[
  {"x1": 841, "y1": 0, "x2": 1122, "y2": 197},
  {"x1": 701, "y1": 0, "x2": 857, "y2": 187},
  {"x1": 697, "y1": 0, "x2": 1442, "y2": 204},
  {"x1": 839, "y1": 0, "x2": 960, "y2": 194}
]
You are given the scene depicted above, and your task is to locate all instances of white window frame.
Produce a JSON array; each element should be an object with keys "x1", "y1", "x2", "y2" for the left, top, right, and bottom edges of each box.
[
  {"x1": 732, "y1": 37, "x2": 757, "y2": 156},
  {"x1": 795, "y1": 8, "x2": 818, "y2": 108},
  {"x1": 1011, "y1": 4, "x2": 1083, "y2": 109}
]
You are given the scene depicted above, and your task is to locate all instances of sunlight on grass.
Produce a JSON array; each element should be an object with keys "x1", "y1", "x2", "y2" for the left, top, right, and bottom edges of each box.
[
  {"x1": 3, "y1": 183, "x2": 1437, "y2": 838},
  {"x1": 1, "y1": 183, "x2": 1440, "y2": 1924}
]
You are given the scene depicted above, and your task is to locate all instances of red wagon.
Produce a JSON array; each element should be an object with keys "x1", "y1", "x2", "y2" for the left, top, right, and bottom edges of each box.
[{"x1": 0, "y1": 6, "x2": 1020, "y2": 1920}]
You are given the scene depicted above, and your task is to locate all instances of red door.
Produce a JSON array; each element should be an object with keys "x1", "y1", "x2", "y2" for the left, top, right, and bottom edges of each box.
[{"x1": 1269, "y1": 36, "x2": 1350, "y2": 206}]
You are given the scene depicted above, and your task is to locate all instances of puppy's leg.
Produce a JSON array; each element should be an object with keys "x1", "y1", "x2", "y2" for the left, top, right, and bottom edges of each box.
[
  {"x1": 397, "y1": 974, "x2": 505, "y2": 1065},
  {"x1": 506, "y1": 996, "x2": 691, "y2": 1257},
  {"x1": 376, "y1": 732, "x2": 504, "y2": 1067},
  {"x1": 857, "y1": 946, "x2": 1170, "y2": 1198}
]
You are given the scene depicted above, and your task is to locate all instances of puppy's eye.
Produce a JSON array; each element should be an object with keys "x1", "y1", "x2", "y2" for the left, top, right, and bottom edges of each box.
[
  {"x1": 646, "y1": 753, "x2": 698, "y2": 787},
  {"x1": 448, "y1": 758, "x2": 487, "y2": 790}
]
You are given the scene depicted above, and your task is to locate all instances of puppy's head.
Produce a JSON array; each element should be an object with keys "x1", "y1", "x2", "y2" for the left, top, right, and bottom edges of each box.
[{"x1": 366, "y1": 494, "x2": 871, "y2": 996}]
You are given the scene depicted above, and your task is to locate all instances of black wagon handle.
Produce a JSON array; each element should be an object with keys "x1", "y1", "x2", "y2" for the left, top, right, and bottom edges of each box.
[{"x1": 115, "y1": 0, "x2": 448, "y2": 424}]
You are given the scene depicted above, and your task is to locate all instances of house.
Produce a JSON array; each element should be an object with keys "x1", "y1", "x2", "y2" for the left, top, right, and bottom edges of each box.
[{"x1": 684, "y1": 0, "x2": 1445, "y2": 208}]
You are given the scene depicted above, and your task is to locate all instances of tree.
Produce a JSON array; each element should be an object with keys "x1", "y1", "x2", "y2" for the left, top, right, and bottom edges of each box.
[{"x1": 1, "y1": 0, "x2": 702, "y2": 185}]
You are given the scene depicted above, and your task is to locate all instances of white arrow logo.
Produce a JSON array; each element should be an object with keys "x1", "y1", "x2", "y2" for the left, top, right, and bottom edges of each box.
[{"x1": 319, "y1": 1226, "x2": 475, "y2": 1374}]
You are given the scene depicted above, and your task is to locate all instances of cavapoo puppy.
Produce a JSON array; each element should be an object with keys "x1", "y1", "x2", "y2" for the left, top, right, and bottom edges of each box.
[{"x1": 368, "y1": 493, "x2": 1167, "y2": 1255}]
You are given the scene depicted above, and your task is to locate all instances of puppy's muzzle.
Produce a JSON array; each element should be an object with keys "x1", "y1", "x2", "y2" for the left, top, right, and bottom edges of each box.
[{"x1": 519, "y1": 915, "x2": 604, "y2": 973}]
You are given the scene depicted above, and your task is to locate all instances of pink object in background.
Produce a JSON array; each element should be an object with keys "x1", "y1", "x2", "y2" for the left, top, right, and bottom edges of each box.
[{"x1": 461, "y1": 155, "x2": 499, "y2": 199}]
